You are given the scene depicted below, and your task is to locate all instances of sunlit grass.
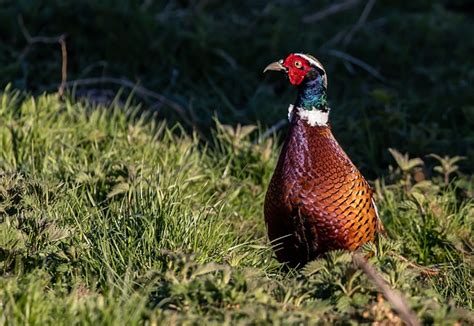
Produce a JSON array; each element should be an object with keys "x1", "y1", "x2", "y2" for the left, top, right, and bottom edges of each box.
[{"x1": 0, "y1": 90, "x2": 472, "y2": 324}]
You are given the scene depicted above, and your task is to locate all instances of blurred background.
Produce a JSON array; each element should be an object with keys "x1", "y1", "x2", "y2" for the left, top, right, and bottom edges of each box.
[{"x1": 1, "y1": 0, "x2": 473, "y2": 177}]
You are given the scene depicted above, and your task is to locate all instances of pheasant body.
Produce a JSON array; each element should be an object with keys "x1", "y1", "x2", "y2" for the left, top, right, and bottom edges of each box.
[{"x1": 263, "y1": 53, "x2": 381, "y2": 267}]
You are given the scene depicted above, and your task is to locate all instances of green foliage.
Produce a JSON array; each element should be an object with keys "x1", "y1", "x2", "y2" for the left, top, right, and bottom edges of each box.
[{"x1": 0, "y1": 91, "x2": 472, "y2": 324}]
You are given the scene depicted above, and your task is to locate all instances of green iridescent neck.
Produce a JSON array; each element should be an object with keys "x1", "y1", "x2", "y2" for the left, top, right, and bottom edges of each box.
[{"x1": 295, "y1": 76, "x2": 328, "y2": 111}]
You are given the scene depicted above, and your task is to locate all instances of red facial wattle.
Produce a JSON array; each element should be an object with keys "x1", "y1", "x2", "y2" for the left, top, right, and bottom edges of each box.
[
  {"x1": 283, "y1": 54, "x2": 312, "y2": 86},
  {"x1": 286, "y1": 69, "x2": 305, "y2": 85}
]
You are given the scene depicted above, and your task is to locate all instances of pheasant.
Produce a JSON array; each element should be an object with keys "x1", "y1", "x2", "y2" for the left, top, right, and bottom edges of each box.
[{"x1": 263, "y1": 53, "x2": 383, "y2": 267}]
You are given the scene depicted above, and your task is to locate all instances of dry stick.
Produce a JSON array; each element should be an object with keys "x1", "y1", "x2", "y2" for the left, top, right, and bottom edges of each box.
[
  {"x1": 18, "y1": 15, "x2": 67, "y2": 97},
  {"x1": 319, "y1": 1, "x2": 378, "y2": 49},
  {"x1": 58, "y1": 35, "x2": 68, "y2": 98},
  {"x1": 327, "y1": 49, "x2": 387, "y2": 82},
  {"x1": 352, "y1": 253, "x2": 421, "y2": 326},
  {"x1": 64, "y1": 77, "x2": 194, "y2": 128},
  {"x1": 18, "y1": 15, "x2": 64, "y2": 45},
  {"x1": 343, "y1": 0, "x2": 377, "y2": 45},
  {"x1": 303, "y1": 0, "x2": 361, "y2": 23},
  {"x1": 390, "y1": 252, "x2": 440, "y2": 276},
  {"x1": 17, "y1": 15, "x2": 200, "y2": 137},
  {"x1": 257, "y1": 119, "x2": 287, "y2": 143}
]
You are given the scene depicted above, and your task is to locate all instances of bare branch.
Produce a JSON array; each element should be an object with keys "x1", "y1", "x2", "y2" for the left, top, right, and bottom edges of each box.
[
  {"x1": 343, "y1": 0, "x2": 377, "y2": 45},
  {"x1": 64, "y1": 77, "x2": 192, "y2": 126},
  {"x1": 18, "y1": 15, "x2": 68, "y2": 97},
  {"x1": 303, "y1": 0, "x2": 361, "y2": 24},
  {"x1": 352, "y1": 253, "x2": 421, "y2": 326},
  {"x1": 58, "y1": 35, "x2": 68, "y2": 98},
  {"x1": 18, "y1": 15, "x2": 64, "y2": 45},
  {"x1": 327, "y1": 49, "x2": 387, "y2": 82},
  {"x1": 17, "y1": 17, "x2": 197, "y2": 133},
  {"x1": 390, "y1": 253, "x2": 440, "y2": 276},
  {"x1": 257, "y1": 119, "x2": 287, "y2": 143}
]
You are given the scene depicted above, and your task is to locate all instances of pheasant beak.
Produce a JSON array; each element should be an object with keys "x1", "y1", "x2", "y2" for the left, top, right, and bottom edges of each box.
[{"x1": 263, "y1": 61, "x2": 287, "y2": 73}]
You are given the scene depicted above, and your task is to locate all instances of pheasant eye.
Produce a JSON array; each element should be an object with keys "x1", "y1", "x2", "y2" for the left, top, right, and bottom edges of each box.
[{"x1": 294, "y1": 61, "x2": 303, "y2": 69}]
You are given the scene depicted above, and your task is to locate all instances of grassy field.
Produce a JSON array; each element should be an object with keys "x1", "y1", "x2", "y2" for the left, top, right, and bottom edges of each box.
[
  {"x1": 0, "y1": 89, "x2": 472, "y2": 324},
  {"x1": 0, "y1": 0, "x2": 473, "y2": 324}
]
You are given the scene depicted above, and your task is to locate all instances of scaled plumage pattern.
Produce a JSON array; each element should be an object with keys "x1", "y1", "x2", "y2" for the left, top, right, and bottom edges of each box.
[{"x1": 264, "y1": 53, "x2": 382, "y2": 267}]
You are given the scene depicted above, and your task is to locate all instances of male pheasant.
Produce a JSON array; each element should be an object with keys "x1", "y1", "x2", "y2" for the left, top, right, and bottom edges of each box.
[{"x1": 263, "y1": 53, "x2": 383, "y2": 267}]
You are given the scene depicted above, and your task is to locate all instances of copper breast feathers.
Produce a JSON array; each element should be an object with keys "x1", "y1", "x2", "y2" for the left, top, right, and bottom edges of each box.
[{"x1": 264, "y1": 116, "x2": 380, "y2": 267}]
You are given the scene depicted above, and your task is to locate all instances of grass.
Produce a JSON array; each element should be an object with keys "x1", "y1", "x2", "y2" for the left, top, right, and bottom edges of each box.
[{"x1": 0, "y1": 89, "x2": 472, "y2": 324}]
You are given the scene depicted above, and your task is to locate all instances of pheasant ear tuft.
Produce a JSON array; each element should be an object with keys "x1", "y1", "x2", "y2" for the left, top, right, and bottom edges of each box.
[
  {"x1": 295, "y1": 54, "x2": 325, "y2": 72},
  {"x1": 294, "y1": 53, "x2": 328, "y2": 88}
]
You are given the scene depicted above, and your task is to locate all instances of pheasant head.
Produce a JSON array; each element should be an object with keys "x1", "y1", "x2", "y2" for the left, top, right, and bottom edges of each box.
[{"x1": 264, "y1": 53, "x2": 329, "y2": 125}]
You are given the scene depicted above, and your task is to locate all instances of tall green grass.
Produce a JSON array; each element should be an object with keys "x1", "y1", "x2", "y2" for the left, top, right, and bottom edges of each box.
[{"x1": 0, "y1": 89, "x2": 472, "y2": 324}]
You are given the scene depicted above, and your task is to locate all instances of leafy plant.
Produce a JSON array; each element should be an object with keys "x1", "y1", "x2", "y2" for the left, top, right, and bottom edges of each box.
[
  {"x1": 428, "y1": 154, "x2": 466, "y2": 185},
  {"x1": 388, "y1": 148, "x2": 424, "y2": 191}
]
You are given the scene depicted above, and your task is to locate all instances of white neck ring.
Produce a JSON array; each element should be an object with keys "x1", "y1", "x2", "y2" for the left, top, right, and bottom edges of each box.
[{"x1": 288, "y1": 104, "x2": 329, "y2": 126}]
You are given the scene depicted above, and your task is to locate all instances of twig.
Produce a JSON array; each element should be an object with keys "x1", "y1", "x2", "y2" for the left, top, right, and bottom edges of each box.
[
  {"x1": 18, "y1": 15, "x2": 67, "y2": 97},
  {"x1": 319, "y1": 3, "x2": 385, "y2": 49},
  {"x1": 18, "y1": 15, "x2": 64, "y2": 45},
  {"x1": 343, "y1": 0, "x2": 377, "y2": 45},
  {"x1": 390, "y1": 253, "x2": 440, "y2": 276},
  {"x1": 352, "y1": 253, "x2": 420, "y2": 326},
  {"x1": 257, "y1": 119, "x2": 287, "y2": 143},
  {"x1": 17, "y1": 15, "x2": 202, "y2": 137},
  {"x1": 64, "y1": 77, "x2": 193, "y2": 126},
  {"x1": 18, "y1": 15, "x2": 65, "y2": 60},
  {"x1": 303, "y1": 0, "x2": 361, "y2": 24},
  {"x1": 320, "y1": 30, "x2": 348, "y2": 50},
  {"x1": 327, "y1": 49, "x2": 387, "y2": 82},
  {"x1": 58, "y1": 35, "x2": 68, "y2": 98}
]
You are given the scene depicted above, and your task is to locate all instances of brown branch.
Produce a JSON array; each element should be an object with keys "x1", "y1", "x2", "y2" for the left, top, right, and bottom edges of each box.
[
  {"x1": 390, "y1": 253, "x2": 440, "y2": 277},
  {"x1": 58, "y1": 35, "x2": 68, "y2": 98},
  {"x1": 352, "y1": 253, "x2": 421, "y2": 326},
  {"x1": 18, "y1": 15, "x2": 68, "y2": 98},
  {"x1": 17, "y1": 15, "x2": 201, "y2": 136},
  {"x1": 18, "y1": 15, "x2": 65, "y2": 60},
  {"x1": 18, "y1": 15, "x2": 64, "y2": 45},
  {"x1": 303, "y1": 0, "x2": 361, "y2": 24},
  {"x1": 64, "y1": 77, "x2": 193, "y2": 127}
]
